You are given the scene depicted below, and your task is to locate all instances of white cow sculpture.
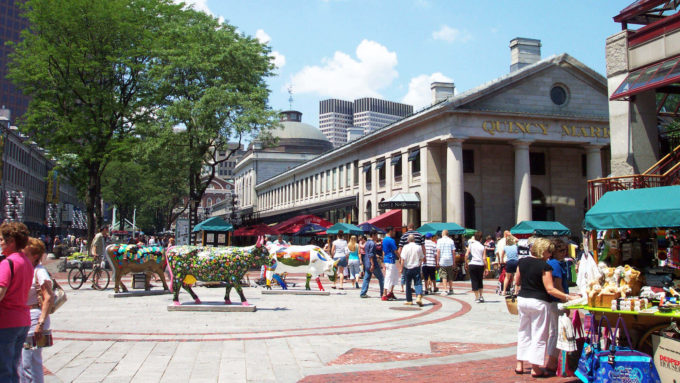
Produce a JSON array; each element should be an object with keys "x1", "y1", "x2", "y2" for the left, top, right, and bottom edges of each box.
[{"x1": 265, "y1": 244, "x2": 336, "y2": 291}]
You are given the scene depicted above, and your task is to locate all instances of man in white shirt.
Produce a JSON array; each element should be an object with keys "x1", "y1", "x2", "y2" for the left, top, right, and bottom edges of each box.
[
  {"x1": 401, "y1": 234, "x2": 424, "y2": 306},
  {"x1": 436, "y1": 230, "x2": 456, "y2": 295}
]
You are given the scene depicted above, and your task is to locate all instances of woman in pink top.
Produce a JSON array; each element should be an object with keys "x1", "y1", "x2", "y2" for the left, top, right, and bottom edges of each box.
[{"x1": 0, "y1": 221, "x2": 33, "y2": 383}]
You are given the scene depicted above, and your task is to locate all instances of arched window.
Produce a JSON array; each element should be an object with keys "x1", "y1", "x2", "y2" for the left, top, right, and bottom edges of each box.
[{"x1": 464, "y1": 192, "x2": 475, "y2": 229}]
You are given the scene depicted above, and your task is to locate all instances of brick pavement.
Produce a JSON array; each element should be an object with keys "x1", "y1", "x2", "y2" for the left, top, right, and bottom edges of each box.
[{"x1": 39, "y1": 261, "x2": 561, "y2": 382}]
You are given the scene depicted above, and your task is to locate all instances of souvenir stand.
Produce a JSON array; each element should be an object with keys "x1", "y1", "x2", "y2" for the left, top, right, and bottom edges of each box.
[
  {"x1": 417, "y1": 223, "x2": 466, "y2": 277},
  {"x1": 567, "y1": 186, "x2": 680, "y2": 355},
  {"x1": 191, "y1": 217, "x2": 233, "y2": 246}
]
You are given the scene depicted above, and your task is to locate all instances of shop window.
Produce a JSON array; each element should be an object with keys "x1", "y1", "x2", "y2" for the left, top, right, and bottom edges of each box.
[
  {"x1": 409, "y1": 149, "x2": 420, "y2": 176},
  {"x1": 463, "y1": 149, "x2": 474, "y2": 173},
  {"x1": 530, "y1": 152, "x2": 546, "y2": 175},
  {"x1": 392, "y1": 156, "x2": 402, "y2": 180}
]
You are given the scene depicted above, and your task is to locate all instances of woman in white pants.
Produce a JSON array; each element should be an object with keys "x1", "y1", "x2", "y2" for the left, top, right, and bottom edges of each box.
[
  {"x1": 513, "y1": 238, "x2": 577, "y2": 378},
  {"x1": 22, "y1": 238, "x2": 54, "y2": 383}
]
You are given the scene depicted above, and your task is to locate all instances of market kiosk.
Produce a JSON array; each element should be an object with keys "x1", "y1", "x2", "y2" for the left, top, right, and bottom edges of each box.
[{"x1": 571, "y1": 186, "x2": 680, "y2": 355}]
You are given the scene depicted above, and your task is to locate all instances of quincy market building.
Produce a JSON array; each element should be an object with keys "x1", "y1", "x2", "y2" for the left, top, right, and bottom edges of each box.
[{"x1": 237, "y1": 39, "x2": 611, "y2": 236}]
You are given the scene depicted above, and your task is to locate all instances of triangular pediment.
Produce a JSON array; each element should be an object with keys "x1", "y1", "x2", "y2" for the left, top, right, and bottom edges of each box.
[{"x1": 446, "y1": 54, "x2": 608, "y2": 119}]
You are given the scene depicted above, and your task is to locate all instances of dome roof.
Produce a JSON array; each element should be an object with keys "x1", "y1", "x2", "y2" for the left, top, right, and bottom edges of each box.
[{"x1": 274, "y1": 120, "x2": 329, "y2": 142}]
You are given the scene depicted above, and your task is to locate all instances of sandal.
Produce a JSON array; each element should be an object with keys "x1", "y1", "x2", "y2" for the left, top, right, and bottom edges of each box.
[
  {"x1": 514, "y1": 369, "x2": 524, "y2": 375},
  {"x1": 530, "y1": 372, "x2": 547, "y2": 378}
]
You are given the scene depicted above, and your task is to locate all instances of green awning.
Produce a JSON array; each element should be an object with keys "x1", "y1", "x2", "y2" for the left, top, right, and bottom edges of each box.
[
  {"x1": 584, "y1": 186, "x2": 680, "y2": 230},
  {"x1": 416, "y1": 222, "x2": 465, "y2": 236},
  {"x1": 464, "y1": 228, "x2": 477, "y2": 237},
  {"x1": 510, "y1": 221, "x2": 571, "y2": 236},
  {"x1": 192, "y1": 216, "x2": 234, "y2": 232},
  {"x1": 326, "y1": 222, "x2": 364, "y2": 236}
]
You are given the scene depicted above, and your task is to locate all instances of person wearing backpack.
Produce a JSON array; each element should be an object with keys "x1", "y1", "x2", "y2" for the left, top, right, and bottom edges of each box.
[
  {"x1": 0, "y1": 222, "x2": 33, "y2": 383},
  {"x1": 21, "y1": 238, "x2": 54, "y2": 383}
]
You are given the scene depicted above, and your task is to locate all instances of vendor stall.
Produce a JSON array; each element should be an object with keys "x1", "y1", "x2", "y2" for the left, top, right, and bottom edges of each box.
[
  {"x1": 570, "y1": 185, "x2": 680, "y2": 355},
  {"x1": 509, "y1": 220, "x2": 571, "y2": 237}
]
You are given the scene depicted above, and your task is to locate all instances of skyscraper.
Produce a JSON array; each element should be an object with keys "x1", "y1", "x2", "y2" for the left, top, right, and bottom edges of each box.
[
  {"x1": 319, "y1": 97, "x2": 413, "y2": 147},
  {"x1": 0, "y1": 0, "x2": 30, "y2": 120}
]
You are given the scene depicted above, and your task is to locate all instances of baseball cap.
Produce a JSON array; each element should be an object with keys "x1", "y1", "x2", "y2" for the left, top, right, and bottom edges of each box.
[{"x1": 425, "y1": 233, "x2": 433, "y2": 239}]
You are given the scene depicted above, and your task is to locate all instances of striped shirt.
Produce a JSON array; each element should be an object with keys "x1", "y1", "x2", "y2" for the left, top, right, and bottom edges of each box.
[
  {"x1": 399, "y1": 230, "x2": 424, "y2": 248},
  {"x1": 424, "y1": 239, "x2": 437, "y2": 266},
  {"x1": 436, "y1": 236, "x2": 456, "y2": 267}
]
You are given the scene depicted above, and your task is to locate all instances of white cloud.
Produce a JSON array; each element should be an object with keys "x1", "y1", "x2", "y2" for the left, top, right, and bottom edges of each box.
[
  {"x1": 402, "y1": 72, "x2": 454, "y2": 110},
  {"x1": 432, "y1": 25, "x2": 471, "y2": 43},
  {"x1": 255, "y1": 29, "x2": 271, "y2": 44},
  {"x1": 288, "y1": 39, "x2": 398, "y2": 99},
  {"x1": 175, "y1": 0, "x2": 213, "y2": 15},
  {"x1": 271, "y1": 51, "x2": 286, "y2": 69}
]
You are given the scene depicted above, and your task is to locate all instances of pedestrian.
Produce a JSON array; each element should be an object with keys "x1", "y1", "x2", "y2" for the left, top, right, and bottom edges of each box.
[
  {"x1": 495, "y1": 226, "x2": 502, "y2": 241},
  {"x1": 358, "y1": 235, "x2": 366, "y2": 276},
  {"x1": 500, "y1": 236, "x2": 519, "y2": 295},
  {"x1": 359, "y1": 230, "x2": 384, "y2": 298},
  {"x1": 436, "y1": 230, "x2": 456, "y2": 295},
  {"x1": 346, "y1": 235, "x2": 361, "y2": 288},
  {"x1": 323, "y1": 237, "x2": 331, "y2": 254},
  {"x1": 513, "y1": 238, "x2": 579, "y2": 377},
  {"x1": 545, "y1": 238, "x2": 570, "y2": 375},
  {"x1": 484, "y1": 235, "x2": 496, "y2": 274},
  {"x1": 466, "y1": 231, "x2": 486, "y2": 303},
  {"x1": 90, "y1": 226, "x2": 108, "y2": 280},
  {"x1": 422, "y1": 233, "x2": 438, "y2": 294},
  {"x1": 400, "y1": 234, "x2": 424, "y2": 306},
  {"x1": 0, "y1": 221, "x2": 33, "y2": 383},
  {"x1": 330, "y1": 231, "x2": 349, "y2": 290},
  {"x1": 21, "y1": 238, "x2": 53, "y2": 383},
  {"x1": 381, "y1": 227, "x2": 399, "y2": 301},
  {"x1": 397, "y1": 223, "x2": 425, "y2": 293},
  {"x1": 495, "y1": 230, "x2": 511, "y2": 271}
]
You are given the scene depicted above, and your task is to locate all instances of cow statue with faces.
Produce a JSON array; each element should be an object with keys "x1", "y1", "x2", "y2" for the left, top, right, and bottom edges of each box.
[{"x1": 265, "y1": 244, "x2": 337, "y2": 291}]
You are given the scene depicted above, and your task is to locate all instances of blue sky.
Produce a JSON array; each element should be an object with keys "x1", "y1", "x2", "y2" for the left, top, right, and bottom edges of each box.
[{"x1": 182, "y1": 0, "x2": 631, "y2": 128}]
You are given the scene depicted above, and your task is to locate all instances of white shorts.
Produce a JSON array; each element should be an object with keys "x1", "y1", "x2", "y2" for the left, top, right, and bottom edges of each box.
[{"x1": 384, "y1": 263, "x2": 400, "y2": 290}]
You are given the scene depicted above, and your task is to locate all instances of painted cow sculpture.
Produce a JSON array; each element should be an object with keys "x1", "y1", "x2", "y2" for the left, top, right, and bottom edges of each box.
[
  {"x1": 105, "y1": 244, "x2": 170, "y2": 293},
  {"x1": 165, "y1": 236, "x2": 271, "y2": 306},
  {"x1": 265, "y1": 245, "x2": 336, "y2": 291}
]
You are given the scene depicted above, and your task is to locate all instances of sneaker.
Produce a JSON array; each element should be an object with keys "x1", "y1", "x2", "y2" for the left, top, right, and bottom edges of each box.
[
  {"x1": 355, "y1": 282, "x2": 360, "y2": 289},
  {"x1": 387, "y1": 293, "x2": 397, "y2": 301},
  {"x1": 474, "y1": 299, "x2": 481, "y2": 303},
  {"x1": 360, "y1": 294, "x2": 369, "y2": 298},
  {"x1": 381, "y1": 296, "x2": 388, "y2": 301},
  {"x1": 479, "y1": 297, "x2": 485, "y2": 303},
  {"x1": 404, "y1": 301, "x2": 413, "y2": 306},
  {"x1": 447, "y1": 290, "x2": 454, "y2": 295},
  {"x1": 416, "y1": 295, "x2": 423, "y2": 307}
]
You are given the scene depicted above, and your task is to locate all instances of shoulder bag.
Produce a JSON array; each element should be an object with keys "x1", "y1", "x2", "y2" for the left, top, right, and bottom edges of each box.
[{"x1": 36, "y1": 268, "x2": 67, "y2": 314}]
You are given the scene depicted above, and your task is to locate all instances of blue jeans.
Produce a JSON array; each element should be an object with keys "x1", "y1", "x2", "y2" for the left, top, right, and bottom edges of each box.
[
  {"x1": 360, "y1": 264, "x2": 384, "y2": 296},
  {"x1": 0, "y1": 325, "x2": 30, "y2": 383},
  {"x1": 404, "y1": 267, "x2": 423, "y2": 302}
]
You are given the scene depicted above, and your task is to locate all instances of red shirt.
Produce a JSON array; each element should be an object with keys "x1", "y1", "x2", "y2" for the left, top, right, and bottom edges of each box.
[{"x1": 0, "y1": 252, "x2": 33, "y2": 328}]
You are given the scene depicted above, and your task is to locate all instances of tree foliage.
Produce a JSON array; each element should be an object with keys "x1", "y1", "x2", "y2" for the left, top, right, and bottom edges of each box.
[
  {"x1": 8, "y1": 0, "x2": 278, "y2": 240},
  {"x1": 7, "y1": 0, "x2": 182, "y2": 242}
]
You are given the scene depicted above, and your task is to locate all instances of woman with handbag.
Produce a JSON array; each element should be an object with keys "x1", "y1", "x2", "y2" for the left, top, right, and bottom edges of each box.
[
  {"x1": 513, "y1": 237, "x2": 580, "y2": 378},
  {"x1": 0, "y1": 222, "x2": 33, "y2": 383},
  {"x1": 21, "y1": 238, "x2": 54, "y2": 383}
]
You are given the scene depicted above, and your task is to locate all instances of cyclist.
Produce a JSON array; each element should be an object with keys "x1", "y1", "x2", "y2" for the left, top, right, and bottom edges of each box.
[{"x1": 90, "y1": 226, "x2": 108, "y2": 288}]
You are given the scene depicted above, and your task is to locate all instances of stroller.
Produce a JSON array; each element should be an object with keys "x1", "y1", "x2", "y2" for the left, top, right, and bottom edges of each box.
[{"x1": 495, "y1": 264, "x2": 514, "y2": 295}]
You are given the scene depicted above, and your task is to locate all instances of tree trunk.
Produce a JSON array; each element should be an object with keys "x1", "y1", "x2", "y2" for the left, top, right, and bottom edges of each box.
[{"x1": 85, "y1": 164, "x2": 100, "y2": 255}]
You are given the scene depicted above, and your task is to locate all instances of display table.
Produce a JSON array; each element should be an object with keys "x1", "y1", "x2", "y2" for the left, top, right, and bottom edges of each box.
[{"x1": 566, "y1": 304, "x2": 679, "y2": 352}]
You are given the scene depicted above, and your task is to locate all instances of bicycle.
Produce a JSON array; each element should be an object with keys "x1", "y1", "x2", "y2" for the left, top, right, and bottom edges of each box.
[{"x1": 67, "y1": 256, "x2": 110, "y2": 290}]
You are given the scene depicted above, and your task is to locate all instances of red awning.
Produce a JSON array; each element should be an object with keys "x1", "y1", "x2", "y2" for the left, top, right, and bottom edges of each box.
[
  {"x1": 233, "y1": 224, "x2": 279, "y2": 237},
  {"x1": 610, "y1": 54, "x2": 680, "y2": 100},
  {"x1": 272, "y1": 215, "x2": 332, "y2": 234},
  {"x1": 364, "y1": 209, "x2": 402, "y2": 229}
]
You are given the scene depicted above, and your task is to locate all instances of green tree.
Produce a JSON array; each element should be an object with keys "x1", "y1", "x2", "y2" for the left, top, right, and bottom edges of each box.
[
  {"x1": 154, "y1": 8, "x2": 277, "y2": 243},
  {"x1": 7, "y1": 0, "x2": 181, "y2": 244}
]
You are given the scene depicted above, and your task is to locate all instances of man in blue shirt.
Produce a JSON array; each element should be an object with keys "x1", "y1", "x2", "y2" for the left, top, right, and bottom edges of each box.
[
  {"x1": 359, "y1": 230, "x2": 384, "y2": 298},
  {"x1": 382, "y1": 227, "x2": 399, "y2": 301}
]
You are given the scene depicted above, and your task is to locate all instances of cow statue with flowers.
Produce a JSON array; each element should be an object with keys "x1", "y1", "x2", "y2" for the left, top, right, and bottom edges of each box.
[
  {"x1": 106, "y1": 244, "x2": 170, "y2": 293},
  {"x1": 265, "y1": 244, "x2": 337, "y2": 291},
  {"x1": 165, "y1": 236, "x2": 272, "y2": 306}
]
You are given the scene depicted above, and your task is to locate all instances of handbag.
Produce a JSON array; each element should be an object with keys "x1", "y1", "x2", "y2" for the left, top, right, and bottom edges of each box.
[
  {"x1": 504, "y1": 295, "x2": 518, "y2": 315},
  {"x1": 558, "y1": 311, "x2": 587, "y2": 377},
  {"x1": 576, "y1": 315, "x2": 613, "y2": 382},
  {"x1": 593, "y1": 317, "x2": 661, "y2": 383},
  {"x1": 36, "y1": 268, "x2": 67, "y2": 314}
]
